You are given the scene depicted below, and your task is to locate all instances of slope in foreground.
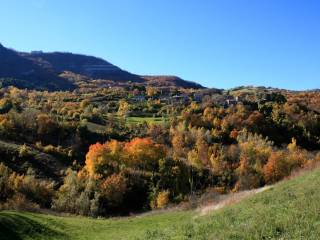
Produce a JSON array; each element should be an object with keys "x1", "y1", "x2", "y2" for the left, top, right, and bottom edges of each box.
[{"x1": 0, "y1": 168, "x2": 320, "y2": 240}]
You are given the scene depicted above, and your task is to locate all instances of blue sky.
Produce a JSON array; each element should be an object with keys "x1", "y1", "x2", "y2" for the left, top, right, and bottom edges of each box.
[{"x1": 0, "y1": 0, "x2": 319, "y2": 90}]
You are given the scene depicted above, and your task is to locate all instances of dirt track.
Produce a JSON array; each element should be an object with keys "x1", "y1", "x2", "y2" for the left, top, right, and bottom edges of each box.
[{"x1": 197, "y1": 186, "x2": 271, "y2": 217}]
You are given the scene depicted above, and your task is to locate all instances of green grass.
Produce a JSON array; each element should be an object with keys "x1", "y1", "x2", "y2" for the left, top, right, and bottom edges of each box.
[
  {"x1": 0, "y1": 211, "x2": 192, "y2": 240},
  {"x1": 1, "y1": 168, "x2": 320, "y2": 240},
  {"x1": 126, "y1": 116, "x2": 166, "y2": 125},
  {"x1": 148, "y1": 168, "x2": 320, "y2": 240},
  {"x1": 85, "y1": 122, "x2": 107, "y2": 133},
  {"x1": 85, "y1": 117, "x2": 166, "y2": 133}
]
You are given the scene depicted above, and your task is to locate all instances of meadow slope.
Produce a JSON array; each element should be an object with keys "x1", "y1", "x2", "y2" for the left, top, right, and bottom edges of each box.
[{"x1": 1, "y1": 168, "x2": 320, "y2": 240}]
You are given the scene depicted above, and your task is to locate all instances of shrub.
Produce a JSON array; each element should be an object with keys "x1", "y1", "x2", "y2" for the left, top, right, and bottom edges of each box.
[
  {"x1": 100, "y1": 173, "x2": 127, "y2": 208},
  {"x1": 52, "y1": 169, "x2": 82, "y2": 213},
  {"x1": 156, "y1": 190, "x2": 170, "y2": 209},
  {"x1": 19, "y1": 174, "x2": 54, "y2": 208},
  {"x1": 0, "y1": 163, "x2": 14, "y2": 201},
  {"x1": 0, "y1": 193, "x2": 39, "y2": 211},
  {"x1": 19, "y1": 144, "x2": 31, "y2": 157},
  {"x1": 0, "y1": 163, "x2": 54, "y2": 209},
  {"x1": 263, "y1": 151, "x2": 288, "y2": 184},
  {"x1": 43, "y1": 144, "x2": 56, "y2": 154},
  {"x1": 90, "y1": 192, "x2": 100, "y2": 217}
]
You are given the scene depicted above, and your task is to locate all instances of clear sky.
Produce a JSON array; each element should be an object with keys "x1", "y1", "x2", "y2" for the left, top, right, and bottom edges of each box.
[{"x1": 0, "y1": 0, "x2": 319, "y2": 90}]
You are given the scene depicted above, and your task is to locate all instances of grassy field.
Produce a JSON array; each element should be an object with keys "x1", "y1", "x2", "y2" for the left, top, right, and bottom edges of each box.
[
  {"x1": 126, "y1": 116, "x2": 166, "y2": 125},
  {"x1": 85, "y1": 121, "x2": 107, "y2": 133},
  {"x1": 0, "y1": 211, "x2": 192, "y2": 240},
  {"x1": 1, "y1": 168, "x2": 320, "y2": 240},
  {"x1": 86, "y1": 117, "x2": 166, "y2": 133}
]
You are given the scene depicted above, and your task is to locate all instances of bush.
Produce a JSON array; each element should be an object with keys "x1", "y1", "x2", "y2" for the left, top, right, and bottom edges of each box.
[
  {"x1": 0, "y1": 163, "x2": 54, "y2": 209},
  {"x1": 52, "y1": 169, "x2": 82, "y2": 213},
  {"x1": 156, "y1": 190, "x2": 170, "y2": 209},
  {"x1": 100, "y1": 173, "x2": 127, "y2": 208},
  {"x1": 17, "y1": 174, "x2": 54, "y2": 208},
  {"x1": 0, "y1": 193, "x2": 40, "y2": 211},
  {"x1": 19, "y1": 144, "x2": 31, "y2": 157},
  {"x1": 53, "y1": 169, "x2": 102, "y2": 216},
  {"x1": 43, "y1": 144, "x2": 56, "y2": 154},
  {"x1": 0, "y1": 163, "x2": 14, "y2": 201},
  {"x1": 263, "y1": 151, "x2": 288, "y2": 184}
]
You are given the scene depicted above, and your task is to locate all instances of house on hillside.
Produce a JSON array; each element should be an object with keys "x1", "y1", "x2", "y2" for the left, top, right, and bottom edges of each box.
[
  {"x1": 170, "y1": 94, "x2": 189, "y2": 104},
  {"x1": 224, "y1": 95, "x2": 242, "y2": 107},
  {"x1": 132, "y1": 95, "x2": 146, "y2": 102},
  {"x1": 193, "y1": 93, "x2": 204, "y2": 103}
]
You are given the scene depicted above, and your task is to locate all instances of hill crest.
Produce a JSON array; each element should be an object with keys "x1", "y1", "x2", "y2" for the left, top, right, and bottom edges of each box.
[{"x1": 0, "y1": 44, "x2": 204, "y2": 90}]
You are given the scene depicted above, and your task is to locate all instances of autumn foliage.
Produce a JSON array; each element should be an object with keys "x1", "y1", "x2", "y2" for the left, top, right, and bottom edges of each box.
[
  {"x1": 1, "y1": 86, "x2": 320, "y2": 217},
  {"x1": 263, "y1": 151, "x2": 288, "y2": 184},
  {"x1": 156, "y1": 190, "x2": 170, "y2": 209},
  {"x1": 100, "y1": 173, "x2": 127, "y2": 207},
  {"x1": 85, "y1": 140, "x2": 123, "y2": 178},
  {"x1": 123, "y1": 137, "x2": 166, "y2": 170}
]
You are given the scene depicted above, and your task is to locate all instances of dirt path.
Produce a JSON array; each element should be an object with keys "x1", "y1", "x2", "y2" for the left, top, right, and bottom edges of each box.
[
  {"x1": 108, "y1": 185, "x2": 272, "y2": 220},
  {"x1": 197, "y1": 186, "x2": 271, "y2": 217}
]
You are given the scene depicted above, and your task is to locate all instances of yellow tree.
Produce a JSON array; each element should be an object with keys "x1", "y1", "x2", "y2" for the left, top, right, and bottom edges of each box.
[
  {"x1": 124, "y1": 138, "x2": 166, "y2": 172},
  {"x1": 118, "y1": 100, "x2": 130, "y2": 117},
  {"x1": 263, "y1": 151, "x2": 288, "y2": 184},
  {"x1": 235, "y1": 130, "x2": 272, "y2": 190},
  {"x1": 85, "y1": 140, "x2": 124, "y2": 179}
]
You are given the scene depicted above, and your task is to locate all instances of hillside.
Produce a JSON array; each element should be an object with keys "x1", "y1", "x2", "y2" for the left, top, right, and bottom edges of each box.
[
  {"x1": 0, "y1": 44, "x2": 204, "y2": 90},
  {"x1": 0, "y1": 44, "x2": 75, "y2": 91},
  {"x1": 21, "y1": 51, "x2": 145, "y2": 83},
  {"x1": 0, "y1": 140, "x2": 66, "y2": 180},
  {"x1": 1, "y1": 167, "x2": 320, "y2": 240},
  {"x1": 142, "y1": 75, "x2": 203, "y2": 88}
]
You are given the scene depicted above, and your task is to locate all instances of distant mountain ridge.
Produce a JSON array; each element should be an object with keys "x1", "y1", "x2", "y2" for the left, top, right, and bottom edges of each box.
[
  {"x1": 0, "y1": 44, "x2": 204, "y2": 90},
  {"x1": 20, "y1": 51, "x2": 145, "y2": 83},
  {"x1": 142, "y1": 75, "x2": 203, "y2": 88},
  {"x1": 0, "y1": 44, "x2": 75, "y2": 91}
]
